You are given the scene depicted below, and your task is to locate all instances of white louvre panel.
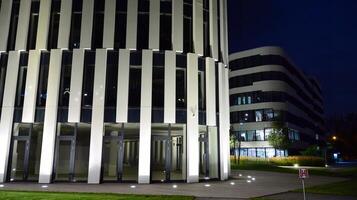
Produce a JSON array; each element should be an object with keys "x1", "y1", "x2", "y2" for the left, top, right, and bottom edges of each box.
[
  {"x1": 206, "y1": 57, "x2": 216, "y2": 126},
  {"x1": 68, "y1": 49, "x2": 85, "y2": 122},
  {"x1": 88, "y1": 49, "x2": 107, "y2": 184},
  {"x1": 138, "y1": 50, "x2": 153, "y2": 184},
  {"x1": 224, "y1": 67, "x2": 231, "y2": 176},
  {"x1": 103, "y1": 0, "x2": 116, "y2": 48},
  {"x1": 218, "y1": 62, "x2": 229, "y2": 180},
  {"x1": 0, "y1": 51, "x2": 20, "y2": 183},
  {"x1": 0, "y1": 0, "x2": 12, "y2": 51},
  {"x1": 79, "y1": 0, "x2": 94, "y2": 49},
  {"x1": 39, "y1": 49, "x2": 62, "y2": 183},
  {"x1": 35, "y1": 0, "x2": 52, "y2": 50},
  {"x1": 22, "y1": 50, "x2": 41, "y2": 123},
  {"x1": 172, "y1": 0, "x2": 183, "y2": 52},
  {"x1": 164, "y1": 51, "x2": 176, "y2": 123},
  {"x1": 15, "y1": 0, "x2": 31, "y2": 51},
  {"x1": 116, "y1": 49, "x2": 130, "y2": 123},
  {"x1": 186, "y1": 53, "x2": 199, "y2": 183},
  {"x1": 149, "y1": 0, "x2": 160, "y2": 50},
  {"x1": 126, "y1": 0, "x2": 138, "y2": 50},
  {"x1": 209, "y1": 0, "x2": 219, "y2": 60},
  {"x1": 193, "y1": 0, "x2": 204, "y2": 56},
  {"x1": 219, "y1": 0, "x2": 229, "y2": 65},
  {"x1": 57, "y1": 0, "x2": 73, "y2": 49}
]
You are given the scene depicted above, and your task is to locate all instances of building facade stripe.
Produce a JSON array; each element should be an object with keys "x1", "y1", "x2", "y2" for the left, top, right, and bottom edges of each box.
[
  {"x1": 149, "y1": 0, "x2": 160, "y2": 50},
  {"x1": 138, "y1": 50, "x2": 153, "y2": 184},
  {"x1": 22, "y1": 50, "x2": 42, "y2": 123},
  {"x1": 88, "y1": 49, "x2": 108, "y2": 184},
  {"x1": 116, "y1": 49, "x2": 130, "y2": 123},
  {"x1": 193, "y1": 0, "x2": 204, "y2": 56},
  {"x1": 0, "y1": 51, "x2": 20, "y2": 182},
  {"x1": 35, "y1": 0, "x2": 52, "y2": 50},
  {"x1": 206, "y1": 57, "x2": 216, "y2": 126},
  {"x1": 0, "y1": 0, "x2": 12, "y2": 51},
  {"x1": 79, "y1": 0, "x2": 94, "y2": 49},
  {"x1": 172, "y1": 0, "x2": 183, "y2": 52},
  {"x1": 39, "y1": 49, "x2": 63, "y2": 183},
  {"x1": 209, "y1": 0, "x2": 219, "y2": 60},
  {"x1": 68, "y1": 49, "x2": 85, "y2": 122},
  {"x1": 186, "y1": 53, "x2": 199, "y2": 183},
  {"x1": 57, "y1": 0, "x2": 73, "y2": 49},
  {"x1": 103, "y1": 0, "x2": 116, "y2": 49},
  {"x1": 15, "y1": 0, "x2": 31, "y2": 51},
  {"x1": 164, "y1": 50, "x2": 176, "y2": 123},
  {"x1": 126, "y1": 0, "x2": 138, "y2": 50}
]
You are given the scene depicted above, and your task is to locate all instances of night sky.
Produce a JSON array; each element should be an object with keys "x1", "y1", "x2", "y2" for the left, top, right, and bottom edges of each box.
[{"x1": 228, "y1": 0, "x2": 357, "y2": 116}]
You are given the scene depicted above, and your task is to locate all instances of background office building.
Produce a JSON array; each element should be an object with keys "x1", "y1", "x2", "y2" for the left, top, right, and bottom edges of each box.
[
  {"x1": 0, "y1": 0, "x2": 230, "y2": 184},
  {"x1": 229, "y1": 47, "x2": 325, "y2": 158}
]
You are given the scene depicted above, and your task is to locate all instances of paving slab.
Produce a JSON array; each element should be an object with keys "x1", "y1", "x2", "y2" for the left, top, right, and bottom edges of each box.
[{"x1": 0, "y1": 170, "x2": 347, "y2": 199}]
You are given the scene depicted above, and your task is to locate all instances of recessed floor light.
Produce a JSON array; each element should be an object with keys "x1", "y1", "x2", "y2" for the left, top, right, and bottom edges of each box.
[
  {"x1": 172, "y1": 184, "x2": 178, "y2": 188},
  {"x1": 230, "y1": 182, "x2": 235, "y2": 185},
  {"x1": 252, "y1": 177, "x2": 256, "y2": 181},
  {"x1": 130, "y1": 185, "x2": 136, "y2": 189},
  {"x1": 247, "y1": 180, "x2": 252, "y2": 183},
  {"x1": 204, "y1": 184, "x2": 211, "y2": 187},
  {"x1": 239, "y1": 174, "x2": 242, "y2": 177},
  {"x1": 41, "y1": 185, "x2": 48, "y2": 188},
  {"x1": 0, "y1": 184, "x2": 4, "y2": 188},
  {"x1": 247, "y1": 175, "x2": 252, "y2": 178}
]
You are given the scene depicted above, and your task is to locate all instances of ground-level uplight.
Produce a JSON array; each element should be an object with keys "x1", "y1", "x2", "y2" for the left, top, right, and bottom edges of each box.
[
  {"x1": 230, "y1": 182, "x2": 235, "y2": 185},
  {"x1": 247, "y1": 180, "x2": 252, "y2": 183},
  {"x1": 294, "y1": 164, "x2": 299, "y2": 168},
  {"x1": 41, "y1": 185, "x2": 48, "y2": 188},
  {"x1": 204, "y1": 184, "x2": 211, "y2": 187},
  {"x1": 239, "y1": 174, "x2": 242, "y2": 177},
  {"x1": 172, "y1": 184, "x2": 178, "y2": 189},
  {"x1": 247, "y1": 175, "x2": 252, "y2": 179},
  {"x1": 130, "y1": 185, "x2": 136, "y2": 189},
  {"x1": 252, "y1": 177, "x2": 256, "y2": 181},
  {"x1": 0, "y1": 184, "x2": 4, "y2": 188}
]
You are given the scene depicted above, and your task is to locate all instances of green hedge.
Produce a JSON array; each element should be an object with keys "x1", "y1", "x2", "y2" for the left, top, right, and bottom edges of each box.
[{"x1": 231, "y1": 156, "x2": 325, "y2": 167}]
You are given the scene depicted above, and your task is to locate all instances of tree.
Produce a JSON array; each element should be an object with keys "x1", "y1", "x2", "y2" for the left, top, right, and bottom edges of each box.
[{"x1": 267, "y1": 121, "x2": 291, "y2": 151}]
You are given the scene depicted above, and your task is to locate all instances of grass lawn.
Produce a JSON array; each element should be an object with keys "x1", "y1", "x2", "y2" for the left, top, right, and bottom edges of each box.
[
  {"x1": 0, "y1": 191, "x2": 194, "y2": 200},
  {"x1": 231, "y1": 159, "x2": 357, "y2": 178},
  {"x1": 296, "y1": 179, "x2": 357, "y2": 196}
]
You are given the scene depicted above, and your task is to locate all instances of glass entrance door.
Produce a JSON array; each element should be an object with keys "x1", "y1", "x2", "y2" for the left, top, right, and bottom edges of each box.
[
  {"x1": 54, "y1": 136, "x2": 76, "y2": 182},
  {"x1": 102, "y1": 124, "x2": 139, "y2": 182},
  {"x1": 199, "y1": 133, "x2": 209, "y2": 179},
  {"x1": 9, "y1": 123, "x2": 43, "y2": 182}
]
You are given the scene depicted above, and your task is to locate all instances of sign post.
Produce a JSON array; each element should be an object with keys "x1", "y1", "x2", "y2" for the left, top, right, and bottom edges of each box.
[{"x1": 299, "y1": 168, "x2": 309, "y2": 200}]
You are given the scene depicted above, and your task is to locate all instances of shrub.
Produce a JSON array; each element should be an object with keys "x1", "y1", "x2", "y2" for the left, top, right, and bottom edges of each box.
[{"x1": 269, "y1": 156, "x2": 325, "y2": 167}]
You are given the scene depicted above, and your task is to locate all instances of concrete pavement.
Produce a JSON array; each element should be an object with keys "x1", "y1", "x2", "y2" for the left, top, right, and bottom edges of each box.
[{"x1": 0, "y1": 170, "x2": 347, "y2": 199}]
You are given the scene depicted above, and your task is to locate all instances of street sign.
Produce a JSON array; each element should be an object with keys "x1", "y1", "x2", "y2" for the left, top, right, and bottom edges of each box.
[
  {"x1": 299, "y1": 168, "x2": 309, "y2": 179},
  {"x1": 298, "y1": 168, "x2": 309, "y2": 200}
]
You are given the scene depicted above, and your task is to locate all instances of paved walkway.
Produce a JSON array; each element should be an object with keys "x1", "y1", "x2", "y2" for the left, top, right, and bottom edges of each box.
[
  {"x1": 265, "y1": 192, "x2": 356, "y2": 200},
  {"x1": 0, "y1": 170, "x2": 347, "y2": 199}
]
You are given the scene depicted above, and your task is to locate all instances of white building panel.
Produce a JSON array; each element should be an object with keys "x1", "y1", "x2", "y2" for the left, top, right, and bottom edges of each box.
[
  {"x1": 193, "y1": 0, "x2": 204, "y2": 56},
  {"x1": 218, "y1": 63, "x2": 229, "y2": 180},
  {"x1": 206, "y1": 57, "x2": 216, "y2": 126},
  {"x1": 68, "y1": 49, "x2": 85, "y2": 122},
  {"x1": 79, "y1": 0, "x2": 94, "y2": 49},
  {"x1": 0, "y1": 0, "x2": 12, "y2": 51},
  {"x1": 138, "y1": 50, "x2": 153, "y2": 184},
  {"x1": 149, "y1": 0, "x2": 160, "y2": 50},
  {"x1": 172, "y1": 0, "x2": 183, "y2": 52},
  {"x1": 164, "y1": 51, "x2": 176, "y2": 123},
  {"x1": 15, "y1": 0, "x2": 31, "y2": 51},
  {"x1": 209, "y1": 0, "x2": 219, "y2": 60},
  {"x1": 0, "y1": 51, "x2": 20, "y2": 183},
  {"x1": 39, "y1": 49, "x2": 62, "y2": 183},
  {"x1": 186, "y1": 53, "x2": 199, "y2": 183},
  {"x1": 88, "y1": 49, "x2": 107, "y2": 184},
  {"x1": 35, "y1": 0, "x2": 52, "y2": 50},
  {"x1": 116, "y1": 49, "x2": 130, "y2": 123},
  {"x1": 126, "y1": 0, "x2": 138, "y2": 50},
  {"x1": 103, "y1": 0, "x2": 116, "y2": 48},
  {"x1": 57, "y1": 0, "x2": 73, "y2": 49},
  {"x1": 22, "y1": 50, "x2": 41, "y2": 123}
]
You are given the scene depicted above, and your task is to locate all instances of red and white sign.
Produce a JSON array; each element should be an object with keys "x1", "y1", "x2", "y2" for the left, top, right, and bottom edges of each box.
[{"x1": 299, "y1": 168, "x2": 309, "y2": 179}]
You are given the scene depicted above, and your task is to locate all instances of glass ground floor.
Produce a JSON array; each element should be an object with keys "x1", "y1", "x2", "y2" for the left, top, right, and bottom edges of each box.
[
  {"x1": 231, "y1": 147, "x2": 288, "y2": 158},
  {"x1": 7, "y1": 123, "x2": 220, "y2": 183}
]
